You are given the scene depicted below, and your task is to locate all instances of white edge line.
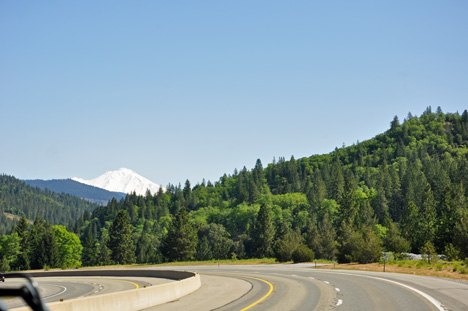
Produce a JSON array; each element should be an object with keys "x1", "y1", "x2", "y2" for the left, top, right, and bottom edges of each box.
[
  {"x1": 371, "y1": 276, "x2": 447, "y2": 311},
  {"x1": 43, "y1": 285, "x2": 67, "y2": 300},
  {"x1": 318, "y1": 272, "x2": 447, "y2": 311}
]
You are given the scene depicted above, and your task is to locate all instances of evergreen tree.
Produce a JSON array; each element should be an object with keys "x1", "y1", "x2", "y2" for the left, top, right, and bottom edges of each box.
[
  {"x1": 15, "y1": 214, "x2": 29, "y2": 238},
  {"x1": 39, "y1": 223, "x2": 60, "y2": 268},
  {"x1": 14, "y1": 214, "x2": 30, "y2": 270},
  {"x1": 97, "y1": 230, "x2": 112, "y2": 266},
  {"x1": 161, "y1": 206, "x2": 198, "y2": 261},
  {"x1": 435, "y1": 185, "x2": 455, "y2": 252},
  {"x1": 401, "y1": 201, "x2": 423, "y2": 252},
  {"x1": 319, "y1": 213, "x2": 337, "y2": 260},
  {"x1": 108, "y1": 210, "x2": 136, "y2": 264},
  {"x1": 82, "y1": 228, "x2": 98, "y2": 267},
  {"x1": 390, "y1": 115, "x2": 400, "y2": 131},
  {"x1": 329, "y1": 160, "x2": 344, "y2": 201},
  {"x1": 420, "y1": 183, "x2": 437, "y2": 246},
  {"x1": 338, "y1": 174, "x2": 358, "y2": 226},
  {"x1": 303, "y1": 218, "x2": 321, "y2": 257},
  {"x1": 252, "y1": 202, "x2": 275, "y2": 258},
  {"x1": 453, "y1": 210, "x2": 468, "y2": 259}
]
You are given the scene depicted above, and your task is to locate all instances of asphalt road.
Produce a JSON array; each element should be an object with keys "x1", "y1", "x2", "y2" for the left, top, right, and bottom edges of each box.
[
  {"x1": 3, "y1": 264, "x2": 468, "y2": 310},
  {"x1": 142, "y1": 263, "x2": 468, "y2": 311},
  {"x1": 1, "y1": 276, "x2": 172, "y2": 309}
]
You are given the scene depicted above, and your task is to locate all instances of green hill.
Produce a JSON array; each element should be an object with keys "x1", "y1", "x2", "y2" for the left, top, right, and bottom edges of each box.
[
  {"x1": 70, "y1": 107, "x2": 468, "y2": 266},
  {"x1": 4, "y1": 107, "x2": 467, "y2": 268},
  {"x1": 0, "y1": 175, "x2": 99, "y2": 234},
  {"x1": 24, "y1": 179, "x2": 126, "y2": 205}
]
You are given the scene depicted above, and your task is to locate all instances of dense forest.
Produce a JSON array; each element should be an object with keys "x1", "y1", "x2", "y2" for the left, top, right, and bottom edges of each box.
[
  {"x1": 1, "y1": 107, "x2": 468, "y2": 270},
  {"x1": 24, "y1": 179, "x2": 126, "y2": 205},
  {"x1": 0, "y1": 175, "x2": 99, "y2": 234}
]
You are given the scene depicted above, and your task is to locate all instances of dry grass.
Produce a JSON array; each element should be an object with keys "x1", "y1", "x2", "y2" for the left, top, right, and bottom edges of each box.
[
  {"x1": 19, "y1": 258, "x2": 279, "y2": 272},
  {"x1": 320, "y1": 261, "x2": 468, "y2": 282}
]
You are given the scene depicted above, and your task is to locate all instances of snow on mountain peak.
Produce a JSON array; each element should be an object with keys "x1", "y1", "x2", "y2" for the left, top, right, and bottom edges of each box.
[{"x1": 72, "y1": 168, "x2": 163, "y2": 196}]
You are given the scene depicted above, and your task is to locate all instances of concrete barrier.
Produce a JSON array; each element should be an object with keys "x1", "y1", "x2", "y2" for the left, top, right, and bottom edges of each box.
[{"x1": 12, "y1": 269, "x2": 201, "y2": 311}]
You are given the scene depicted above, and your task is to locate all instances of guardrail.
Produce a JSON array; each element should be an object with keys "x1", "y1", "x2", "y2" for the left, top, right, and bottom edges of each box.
[{"x1": 12, "y1": 269, "x2": 201, "y2": 311}]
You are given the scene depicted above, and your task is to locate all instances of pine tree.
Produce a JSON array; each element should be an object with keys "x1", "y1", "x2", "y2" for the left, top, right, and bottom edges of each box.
[
  {"x1": 303, "y1": 219, "x2": 321, "y2": 258},
  {"x1": 108, "y1": 210, "x2": 136, "y2": 264},
  {"x1": 401, "y1": 201, "x2": 422, "y2": 252},
  {"x1": 161, "y1": 206, "x2": 198, "y2": 262},
  {"x1": 420, "y1": 183, "x2": 437, "y2": 246},
  {"x1": 390, "y1": 115, "x2": 400, "y2": 131},
  {"x1": 15, "y1": 214, "x2": 29, "y2": 238},
  {"x1": 252, "y1": 203, "x2": 275, "y2": 258},
  {"x1": 453, "y1": 210, "x2": 468, "y2": 259},
  {"x1": 253, "y1": 159, "x2": 264, "y2": 188},
  {"x1": 97, "y1": 230, "x2": 112, "y2": 266},
  {"x1": 329, "y1": 160, "x2": 344, "y2": 201},
  {"x1": 82, "y1": 228, "x2": 98, "y2": 267},
  {"x1": 15, "y1": 214, "x2": 30, "y2": 270},
  {"x1": 435, "y1": 185, "x2": 454, "y2": 252},
  {"x1": 40, "y1": 223, "x2": 59, "y2": 268},
  {"x1": 319, "y1": 213, "x2": 337, "y2": 260},
  {"x1": 338, "y1": 174, "x2": 358, "y2": 227}
]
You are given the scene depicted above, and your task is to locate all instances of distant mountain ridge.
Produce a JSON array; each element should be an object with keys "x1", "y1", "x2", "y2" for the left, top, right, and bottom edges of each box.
[
  {"x1": 72, "y1": 168, "x2": 163, "y2": 196},
  {"x1": 0, "y1": 174, "x2": 98, "y2": 235},
  {"x1": 24, "y1": 179, "x2": 126, "y2": 205}
]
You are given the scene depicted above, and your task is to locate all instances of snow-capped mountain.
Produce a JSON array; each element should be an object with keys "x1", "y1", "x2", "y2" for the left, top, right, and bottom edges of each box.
[{"x1": 72, "y1": 168, "x2": 163, "y2": 196}]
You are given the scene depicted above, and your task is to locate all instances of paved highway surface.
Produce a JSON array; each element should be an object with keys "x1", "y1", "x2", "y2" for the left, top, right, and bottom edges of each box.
[
  {"x1": 3, "y1": 264, "x2": 468, "y2": 310},
  {"x1": 143, "y1": 263, "x2": 468, "y2": 311},
  {"x1": 2, "y1": 276, "x2": 172, "y2": 309}
]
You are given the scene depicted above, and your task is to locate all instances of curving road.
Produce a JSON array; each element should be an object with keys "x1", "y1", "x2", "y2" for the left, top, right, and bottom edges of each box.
[
  {"x1": 141, "y1": 263, "x2": 468, "y2": 311},
  {"x1": 3, "y1": 276, "x2": 172, "y2": 309},
  {"x1": 4, "y1": 264, "x2": 468, "y2": 310}
]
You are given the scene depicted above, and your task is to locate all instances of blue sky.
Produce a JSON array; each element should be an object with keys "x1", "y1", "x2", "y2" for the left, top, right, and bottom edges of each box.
[{"x1": 1, "y1": 1, "x2": 467, "y2": 187}]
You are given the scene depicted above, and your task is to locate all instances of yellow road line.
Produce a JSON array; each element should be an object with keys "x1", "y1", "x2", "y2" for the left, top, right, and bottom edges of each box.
[
  {"x1": 204, "y1": 273, "x2": 274, "y2": 311},
  {"x1": 68, "y1": 277, "x2": 140, "y2": 289},
  {"x1": 102, "y1": 278, "x2": 140, "y2": 289}
]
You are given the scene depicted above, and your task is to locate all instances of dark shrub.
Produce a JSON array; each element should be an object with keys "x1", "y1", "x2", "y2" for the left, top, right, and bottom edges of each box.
[{"x1": 292, "y1": 245, "x2": 315, "y2": 263}]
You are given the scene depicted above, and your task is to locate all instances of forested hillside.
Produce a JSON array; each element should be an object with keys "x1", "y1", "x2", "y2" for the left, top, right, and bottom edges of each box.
[
  {"x1": 2, "y1": 107, "x2": 468, "y2": 270},
  {"x1": 65, "y1": 107, "x2": 468, "y2": 267},
  {"x1": 24, "y1": 179, "x2": 126, "y2": 205},
  {"x1": 0, "y1": 175, "x2": 99, "y2": 234}
]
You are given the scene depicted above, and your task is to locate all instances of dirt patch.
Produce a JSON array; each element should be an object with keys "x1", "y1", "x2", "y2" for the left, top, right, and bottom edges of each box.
[{"x1": 3, "y1": 213, "x2": 33, "y2": 224}]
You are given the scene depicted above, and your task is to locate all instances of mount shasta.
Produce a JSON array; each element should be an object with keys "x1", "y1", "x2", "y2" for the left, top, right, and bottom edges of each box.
[{"x1": 25, "y1": 168, "x2": 163, "y2": 205}]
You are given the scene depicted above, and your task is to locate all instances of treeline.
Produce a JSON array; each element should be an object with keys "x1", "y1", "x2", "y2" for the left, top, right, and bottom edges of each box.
[
  {"x1": 69, "y1": 107, "x2": 468, "y2": 266},
  {"x1": 0, "y1": 175, "x2": 99, "y2": 235},
  {"x1": 0, "y1": 215, "x2": 82, "y2": 271},
  {"x1": 1, "y1": 107, "x2": 468, "y2": 270},
  {"x1": 24, "y1": 179, "x2": 126, "y2": 205}
]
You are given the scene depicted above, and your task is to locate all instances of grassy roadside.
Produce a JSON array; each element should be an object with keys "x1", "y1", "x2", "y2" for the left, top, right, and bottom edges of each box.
[
  {"x1": 17, "y1": 258, "x2": 280, "y2": 272},
  {"x1": 319, "y1": 260, "x2": 468, "y2": 282}
]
